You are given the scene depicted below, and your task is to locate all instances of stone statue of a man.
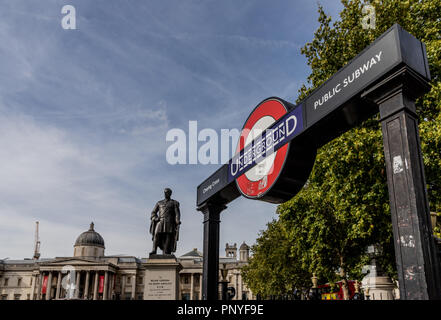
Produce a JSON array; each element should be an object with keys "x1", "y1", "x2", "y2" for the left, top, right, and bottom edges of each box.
[{"x1": 149, "y1": 188, "x2": 181, "y2": 255}]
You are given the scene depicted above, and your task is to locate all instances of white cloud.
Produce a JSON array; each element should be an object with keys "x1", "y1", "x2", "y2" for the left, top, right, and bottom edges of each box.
[
  {"x1": 0, "y1": 110, "x2": 169, "y2": 259},
  {"x1": 0, "y1": 0, "x2": 345, "y2": 261}
]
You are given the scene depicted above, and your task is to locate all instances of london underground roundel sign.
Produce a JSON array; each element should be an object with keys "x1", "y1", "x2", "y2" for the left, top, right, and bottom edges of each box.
[
  {"x1": 228, "y1": 97, "x2": 316, "y2": 204},
  {"x1": 235, "y1": 98, "x2": 290, "y2": 199},
  {"x1": 198, "y1": 96, "x2": 316, "y2": 205}
]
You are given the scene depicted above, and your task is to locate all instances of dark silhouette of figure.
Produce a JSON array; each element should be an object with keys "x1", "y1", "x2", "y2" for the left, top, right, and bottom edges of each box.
[{"x1": 149, "y1": 188, "x2": 181, "y2": 255}]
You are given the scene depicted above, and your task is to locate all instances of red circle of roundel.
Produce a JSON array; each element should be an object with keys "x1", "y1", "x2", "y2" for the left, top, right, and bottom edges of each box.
[{"x1": 235, "y1": 99, "x2": 289, "y2": 199}]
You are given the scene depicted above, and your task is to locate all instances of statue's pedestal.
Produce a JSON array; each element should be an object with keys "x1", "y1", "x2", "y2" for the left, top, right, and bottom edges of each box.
[{"x1": 143, "y1": 255, "x2": 182, "y2": 300}]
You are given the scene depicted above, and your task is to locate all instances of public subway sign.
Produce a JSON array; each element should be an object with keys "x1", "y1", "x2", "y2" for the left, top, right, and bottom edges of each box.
[
  {"x1": 307, "y1": 50, "x2": 385, "y2": 125},
  {"x1": 197, "y1": 24, "x2": 430, "y2": 207}
]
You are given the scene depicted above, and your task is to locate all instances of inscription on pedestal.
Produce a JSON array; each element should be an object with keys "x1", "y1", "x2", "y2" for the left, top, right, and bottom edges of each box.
[
  {"x1": 143, "y1": 258, "x2": 181, "y2": 300},
  {"x1": 146, "y1": 275, "x2": 173, "y2": 299}
]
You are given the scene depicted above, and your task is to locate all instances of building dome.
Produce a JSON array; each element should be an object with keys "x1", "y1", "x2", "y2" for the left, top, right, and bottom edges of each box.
[
  {"x1": 239, "y1": 242, "x2": 249, "y2": 250},
  {"x1": 239, "y1": 242, "x2": 250, "y2": 262},
  {"x1": 74, "y1": 222, "x2": 105, "y2": 248}
]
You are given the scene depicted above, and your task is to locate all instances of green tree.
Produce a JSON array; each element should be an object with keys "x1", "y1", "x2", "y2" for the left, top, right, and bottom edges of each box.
[
  {"x1": 243, "y1": 0, "x2": 441, "y2": 299},
  {"x1": 278, "y1": 123, "x2": 392, "y2": 299},
  {"x1": 241, "y1": 219, "x2": 311, "y2": 297}
]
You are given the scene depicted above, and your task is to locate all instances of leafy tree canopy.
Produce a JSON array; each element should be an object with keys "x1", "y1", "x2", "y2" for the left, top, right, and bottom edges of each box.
[{"x1": 243, "y1": 0, "x2": 441, "y2": 297}]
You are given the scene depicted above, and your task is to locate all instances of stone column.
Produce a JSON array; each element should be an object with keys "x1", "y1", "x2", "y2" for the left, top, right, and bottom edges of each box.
[
  {"x1": 30, "y1": 274, "x2": 36, "y2": 300},
  {"x1": 46, "y1": 272, "x2": 53, "y2": 300},
  {"x1": 131, "y1": 274, "x2": 136, "y2": 300},
  {"x1": 55, "y1": 271, "x2": 62, "y2": 299},
  {"x1": 108, "y1": 273, "x2": 114, "y2": 300},
  {"x1": 112, "y1": 273, "x2": 116, "y2": 299},
  {"x1": 37, "y1": 273, "x2": 43, "y2": 300},
  {"x1": 235, "y1": 273, "x2": 239, "y2": 300},
  {"x1": 199, "y1": 273, "x2": 202, "y2": 300},
  {"x1": 84, "y1": 271, "x2": 90, "y2": 299},
  {"x1": 190, "y1": 273, "x2": 194, "y2": 300},
  {"x1": 121, "y1": 275, "x2": 126, "y2": 300},
  {"x1": 93, "y1": 272, "x2": 99, "y2": 300},
  {"x1": 103, "y1": 271, "x2": 109, "y2": 300},
  {"x1": 238, "y1": 273, "x2": 242, "y2": 300},
  {"x1": 75, "y1": 271, "x2": 81, "y2": 299}
]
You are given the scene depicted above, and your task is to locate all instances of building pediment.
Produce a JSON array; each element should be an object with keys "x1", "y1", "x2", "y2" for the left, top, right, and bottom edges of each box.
[
  {"x1": 38, "y1": 257, "x2": 118, "y2": 272},
  {"x1": 42, "y1": 257, "x2": 101, "y2": 265}
]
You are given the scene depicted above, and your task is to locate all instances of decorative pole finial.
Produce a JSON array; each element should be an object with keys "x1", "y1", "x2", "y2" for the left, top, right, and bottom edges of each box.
[
  {"x1": 354, "y1": 280, "x2": 360, "y2": 293},
  {"x1": 311, "y1": 273, "x2": 318, "y2": 288}
]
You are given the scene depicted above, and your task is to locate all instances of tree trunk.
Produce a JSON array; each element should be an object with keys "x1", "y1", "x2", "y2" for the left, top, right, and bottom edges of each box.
[{"x1": 339, "y1": 255, "x2": 350, "y2": 300}]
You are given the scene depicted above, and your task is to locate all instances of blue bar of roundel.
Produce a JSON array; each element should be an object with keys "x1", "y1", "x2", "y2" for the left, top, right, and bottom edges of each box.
[{"x1": 228, "y1": 105, "x2": 304, "y2": 182}]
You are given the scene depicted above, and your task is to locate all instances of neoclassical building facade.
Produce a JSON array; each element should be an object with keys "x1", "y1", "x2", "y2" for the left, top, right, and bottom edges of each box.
[{"x1": 0, "y1": 223, "x2": 252, "y2": 300}]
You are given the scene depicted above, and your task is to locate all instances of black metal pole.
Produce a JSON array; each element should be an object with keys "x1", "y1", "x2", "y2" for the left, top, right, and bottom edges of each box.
[
  {"x1": 198, "y1": 202, "x2": 226, "y2": 300},
  {"x1": 220, "y1": 280, "x2": 228, "y2": 300},
  {"x1": 363, "y1": 68, "x2": 441, "y2": 299}
]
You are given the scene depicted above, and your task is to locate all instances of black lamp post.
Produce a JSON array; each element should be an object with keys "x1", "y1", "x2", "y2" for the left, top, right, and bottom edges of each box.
[
  {"x1": 364, "y1": 287, "x2": 370, "y2": 301},
  {"x1": 352, "y1": 280, "x2": 364, "y2": 300},
  {"x1": 293, "y1": 288, "x2": 301, "y2": 300},
  {"x1": 308, "y1": 273, "x2": 321, "y2": 300}
]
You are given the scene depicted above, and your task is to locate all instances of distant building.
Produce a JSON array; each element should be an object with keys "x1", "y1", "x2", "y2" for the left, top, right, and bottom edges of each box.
[
  {"x1": 179, "y1": 242, "x2": 253, "y2": 300},
  {"x1": 0, "y1": 222, "x2": 252, "y2": 300}
]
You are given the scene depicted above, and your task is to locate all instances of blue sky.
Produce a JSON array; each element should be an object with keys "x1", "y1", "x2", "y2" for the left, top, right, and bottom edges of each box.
[{"x1": 0, "y1": 0, "x2": 343, "y2": 259}]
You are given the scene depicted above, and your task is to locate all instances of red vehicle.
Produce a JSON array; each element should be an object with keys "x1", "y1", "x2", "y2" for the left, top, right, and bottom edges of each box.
[{"x1": 318, "y1": 280, "x2": 356, "y2": 300}]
